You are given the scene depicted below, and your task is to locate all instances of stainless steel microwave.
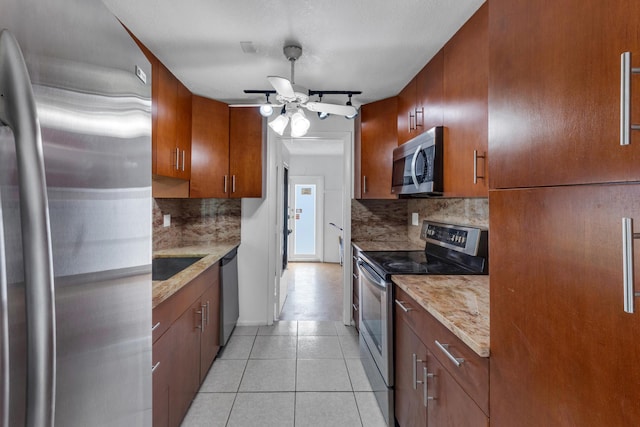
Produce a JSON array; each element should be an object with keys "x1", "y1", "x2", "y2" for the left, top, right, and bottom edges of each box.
[{"x1": 391, "y1": 126, "x2": 444, "y2": 196}]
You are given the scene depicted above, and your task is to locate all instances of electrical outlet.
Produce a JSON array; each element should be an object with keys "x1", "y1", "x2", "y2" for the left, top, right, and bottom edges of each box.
[
  {"x1": 411, "y1": 212, "x2": 419, "y2": 226},
  {"x1": 163, "y1": 214, "x2": 171, "y2": 227}
]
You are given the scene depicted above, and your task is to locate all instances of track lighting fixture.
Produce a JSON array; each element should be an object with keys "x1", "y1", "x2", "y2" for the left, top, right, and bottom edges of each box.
[
  {"x1": 259, "y1": 93, "x2": 274, "y2": 117},
  {"x1": 345, "y1": 93, "x2": 358, "y2": 120}
]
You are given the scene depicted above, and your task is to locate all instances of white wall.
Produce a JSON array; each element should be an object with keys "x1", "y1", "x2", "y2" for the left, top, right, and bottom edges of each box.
[{"x1": 289, "y1": 154, "x2": 344, "y2": 263}]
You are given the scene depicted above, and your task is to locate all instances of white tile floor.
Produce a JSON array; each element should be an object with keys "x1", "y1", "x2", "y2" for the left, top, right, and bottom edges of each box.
[{"x1": 180, "y1": 320, "x2": 387, "y2": 427}]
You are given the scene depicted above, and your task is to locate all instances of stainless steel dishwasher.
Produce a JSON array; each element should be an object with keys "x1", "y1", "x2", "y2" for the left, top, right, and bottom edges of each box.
[{"x1": 220, "y1": 247, "x2": 239, "y2": 346}]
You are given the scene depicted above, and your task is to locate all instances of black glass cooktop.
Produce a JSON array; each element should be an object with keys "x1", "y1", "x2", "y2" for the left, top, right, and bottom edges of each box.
[{"x1": 360, "y1": 250, "x2": 474, "y2": 279}]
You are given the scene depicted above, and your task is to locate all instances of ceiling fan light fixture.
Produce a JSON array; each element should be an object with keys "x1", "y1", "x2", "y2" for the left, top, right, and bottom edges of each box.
[
  {"x1": 290, "y1": 108, "x2": 310, "y2": 137},
  {"x1": 268, "y1": 113, "x2": 289, "y2": 136}
]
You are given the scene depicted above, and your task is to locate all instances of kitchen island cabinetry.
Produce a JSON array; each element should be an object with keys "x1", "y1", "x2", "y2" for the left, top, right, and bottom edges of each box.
[
  {"x1": 152, "y1": 262, "x2": 220, "y2": 427},
  {"x1": 442, "y1": 3, "x2": 488, "y2": 197},
  {"x1": 357, "y1": 97, "x2": 398, "y2": 199},
  {"x1": 393, "y1": 283, "x2": 489, "y2": 427}
]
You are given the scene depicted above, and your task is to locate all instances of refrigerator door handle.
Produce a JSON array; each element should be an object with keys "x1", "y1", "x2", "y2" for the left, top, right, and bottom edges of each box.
[{"x1": 0, "y1": 30, "x2": 56, "y2": 427}]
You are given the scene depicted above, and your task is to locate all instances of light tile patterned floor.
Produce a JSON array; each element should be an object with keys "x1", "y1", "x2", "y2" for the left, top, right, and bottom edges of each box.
[{"x1": 180, "y1": 320, "x2": 386, "y2": 427}]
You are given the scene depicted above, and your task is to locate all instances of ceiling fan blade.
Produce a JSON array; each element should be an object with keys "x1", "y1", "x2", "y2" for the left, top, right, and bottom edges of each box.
[
  {"x1": 268, "y1": 76, "x2": 296, "y2": 99},
  {"x1": 304, "y1": 102, "x2": 357, "y2": 117}
]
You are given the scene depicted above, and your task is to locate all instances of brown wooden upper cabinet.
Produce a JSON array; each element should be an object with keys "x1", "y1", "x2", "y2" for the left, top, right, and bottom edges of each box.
[
  {"x1": 229, "y1": 108, "x2": 264, "y2": 198},
  {"x1": 191, "y1": 104, "x2": 264, "y2": 199},
  {"x1": 190, "y1": 95, "x2": 230, "y2": 198},
  {"x1": 398, "y1": 52, "x2": 445, "y2": 146},
  {"x1": 489, "y1": 0, "x2": 640, "y2": 189},
  {"x1": 357, "y1": 97, "x2": 398, "y2": 199},
  {"x1": 442, "y1": 3, "x2": 488, "y2": 197},
  {"x1": 154, "y1": 63, "x2": 191, "y2": 180}
]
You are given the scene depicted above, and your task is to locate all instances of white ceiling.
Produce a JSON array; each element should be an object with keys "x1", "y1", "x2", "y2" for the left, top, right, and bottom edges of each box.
[{"x1": 102, "y1": 0, "x2": 485, "y2": 108}]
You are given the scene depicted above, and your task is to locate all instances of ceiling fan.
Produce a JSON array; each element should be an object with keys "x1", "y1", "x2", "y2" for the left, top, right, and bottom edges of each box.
[{"x1": 233, "y1": 44, "x2": 361, "y2": 137}]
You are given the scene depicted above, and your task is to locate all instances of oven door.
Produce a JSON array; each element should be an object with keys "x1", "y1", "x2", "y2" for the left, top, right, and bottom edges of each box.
[{"x1": 357, "y1": 258, "x2": 393, "y2": 386}]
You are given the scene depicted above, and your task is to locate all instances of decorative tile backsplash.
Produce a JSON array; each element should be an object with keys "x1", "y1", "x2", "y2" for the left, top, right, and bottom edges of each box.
[
  {"x1": 351, "y1": 199, "x2": 409, "y2": 241},
  {"x1": 152, "y1": 198, "x2": 241, "y2": 250},
  {"x1": 351, "y1": 198, "x2": 489, "y2": 244},
  {"x1": 407, "y1": 198, "x2": 489, "y2": 245}
]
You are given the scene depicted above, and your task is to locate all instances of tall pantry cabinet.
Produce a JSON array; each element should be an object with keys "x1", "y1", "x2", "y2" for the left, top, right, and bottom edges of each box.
[{"x1": 488, "y1": 0, "x2": 640, "y2": 425}]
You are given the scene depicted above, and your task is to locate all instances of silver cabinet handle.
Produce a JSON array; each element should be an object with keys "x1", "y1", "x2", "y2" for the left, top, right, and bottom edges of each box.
[
  {"x1": 195, "y1": 309, "x2": 203, "y2": 330},
  {"x1": 423, "y1": 366, "x2": 434, "y2": 407},
  {"x1": 362, "y1": 175, "x2": 367, "y2": 194},
  {"x1": 473, "y1": 150, "x2": 486, "y2": 184},
  {"x1": 622, "y1": 218, "x2": 640, "y2": 313},
  {"x1": 434, "y1": 340, "x2": 464, "y2": 367},
  {"x1": 408, "y1": 110, "x2": 415, "y2": 131},
  {"x1": 0, "y1": 30, "x2": 56, "y2": 427},
  {"x1": 352, "y1": 303, "x2": 359, "y2": 312},
  {"x1": 224, "y1": 175, "x2": 228, "y2": 193},
  {"x1": 206, "y1": 301, "x2": 210, "y2": 326},
  {"x1": 232, "y1": 175, "x2": 236, "y2": 193},
  {"x1": 620, "y1": 52, "x2": 640, "y2": 146},
  {"x1": 415, "y1": 107, "x2": 424, "y2": 129},
  {"x1": 151, "y1": 322, "x2": 161, "y2": 332},
  {"x1": 182, "y1": 150, "x2": 185, "y2": 171},
  {"x1": 175, "y1": 147, "x2": 180, "y2": 170},
  {"x1": 412, "y1": 353, "x2": 424, "y2": 390},
  {"x1": 152, "y1": 362, "x2": 160, "y2": 373},
  {"x1": 395, "y1": 299, "x2": 413, "y2": 312}
]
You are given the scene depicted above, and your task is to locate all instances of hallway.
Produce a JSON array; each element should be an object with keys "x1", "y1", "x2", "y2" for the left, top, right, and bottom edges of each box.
[
  {"x1": 279, "y1": 262, "x2": 343, "y2": 321},
  {"x1": 180, "y1": 262, "x2": 387, "y2": 426}
]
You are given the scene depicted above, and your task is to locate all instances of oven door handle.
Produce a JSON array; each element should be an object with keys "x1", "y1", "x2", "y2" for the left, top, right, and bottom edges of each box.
[{"x1": 357, "y1": 259, "x2": 387, "y2": 290}]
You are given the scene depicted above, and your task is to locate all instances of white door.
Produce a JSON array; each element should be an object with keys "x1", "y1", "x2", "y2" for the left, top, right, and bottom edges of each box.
[{"x1": 289, "y1": 176, "x2": 324, "y2": 262}]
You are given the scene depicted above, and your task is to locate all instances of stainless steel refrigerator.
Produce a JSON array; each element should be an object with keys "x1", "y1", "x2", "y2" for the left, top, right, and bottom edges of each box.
[{"x1": 0, "y1": 0, "x2": 153, "y2": 425}]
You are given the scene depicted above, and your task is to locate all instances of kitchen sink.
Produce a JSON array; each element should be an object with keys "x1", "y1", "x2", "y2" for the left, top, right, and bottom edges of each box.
[{"x1": 152, "y1": 256, "x2": 203, "y2": 281}]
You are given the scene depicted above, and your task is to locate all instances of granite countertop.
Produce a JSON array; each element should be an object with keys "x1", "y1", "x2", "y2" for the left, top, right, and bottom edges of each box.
[
  {"x1": 352, "y1": 240, "x2": 425, "y2": 252},
  {"x1": 392, "y1": 275, "x2": 490, "y2": 358},
  {"x1": 152, "y1": 242, "x2": 239, "y2": 309}
]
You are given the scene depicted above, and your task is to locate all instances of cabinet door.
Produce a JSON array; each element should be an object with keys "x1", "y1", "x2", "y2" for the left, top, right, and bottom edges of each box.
[
  {"x1": 152, "y1": 328, "x2": 174, "y2": 427},
  {"x1": 360, "y1": 97, "x2": 398, "y2": 199},
  {"x1": 199, "y1": 281, "x2": 220, "y2": 383},
  {"x1": 427, "y1": 351, "x2": 488, "y2": 427},
  {"x1": 490, "y1": 184, "x2": 640, "y2": 426},
  {"x1": 397, "y1": 78, "x2": 417, "y2": 145},
  {"x1": 489, "y1": 0, "x2": 640, "y2": 189},
  {"x1": 169, "y1": 299, "x2": 202, "y2": 427},
  {"x1": 394, "y1": 315, "x2": 427, "y2": 427},
  {"x1": 155, "y1": 63, "x2": 179, "y2": 177},
  {"x1": 416, "y1": 51, "x2": 444, "y2": 132},
  {"x1": 190, "y1": 95, "x2": 230, "y2": 198},
  {"x1": 443, "y1": 3, "x2": 488, "y2": 197},
  {"x1": 229, "y1": 108, "x2": 263, "y2": 198},
  {"x1": 175, "y1": 81, "x2": 192, "y2": 180}
]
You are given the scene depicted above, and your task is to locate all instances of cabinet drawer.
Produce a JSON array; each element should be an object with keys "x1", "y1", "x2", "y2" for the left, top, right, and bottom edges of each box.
[{"x1": 394, "y1": 285, "x2": 489, "y2": 416}]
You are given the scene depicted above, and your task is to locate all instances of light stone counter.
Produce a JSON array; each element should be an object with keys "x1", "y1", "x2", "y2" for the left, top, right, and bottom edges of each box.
[
  {"x1": 392, "y1": 275, "x2": 489, "y2": 357},
  {"x1": 352, "y1": 240, "x2": 425, "y2": 252},
  {"x1": 152, "y1": 242, "x2": 239, "y2": 309}
]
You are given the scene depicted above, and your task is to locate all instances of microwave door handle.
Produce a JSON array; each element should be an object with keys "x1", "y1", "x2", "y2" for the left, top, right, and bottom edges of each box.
[
  {"x1": 0, "y1": 30, "x2": 56, "y2": 427},
  {"x1": 410, "y1": 145, "x2": 421, "y2": 188}
]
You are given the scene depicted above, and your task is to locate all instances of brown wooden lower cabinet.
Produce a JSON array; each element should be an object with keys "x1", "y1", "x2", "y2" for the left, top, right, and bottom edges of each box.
[
  {"x1": 394, "y1": 285, "x2": 489, "y2": 427},
  {"x1": 490, "y1": 184, "x2": 640, "y2": 426},
  {"x1": 152, "y1": 262, "x2": 221, "y2": 427}
]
